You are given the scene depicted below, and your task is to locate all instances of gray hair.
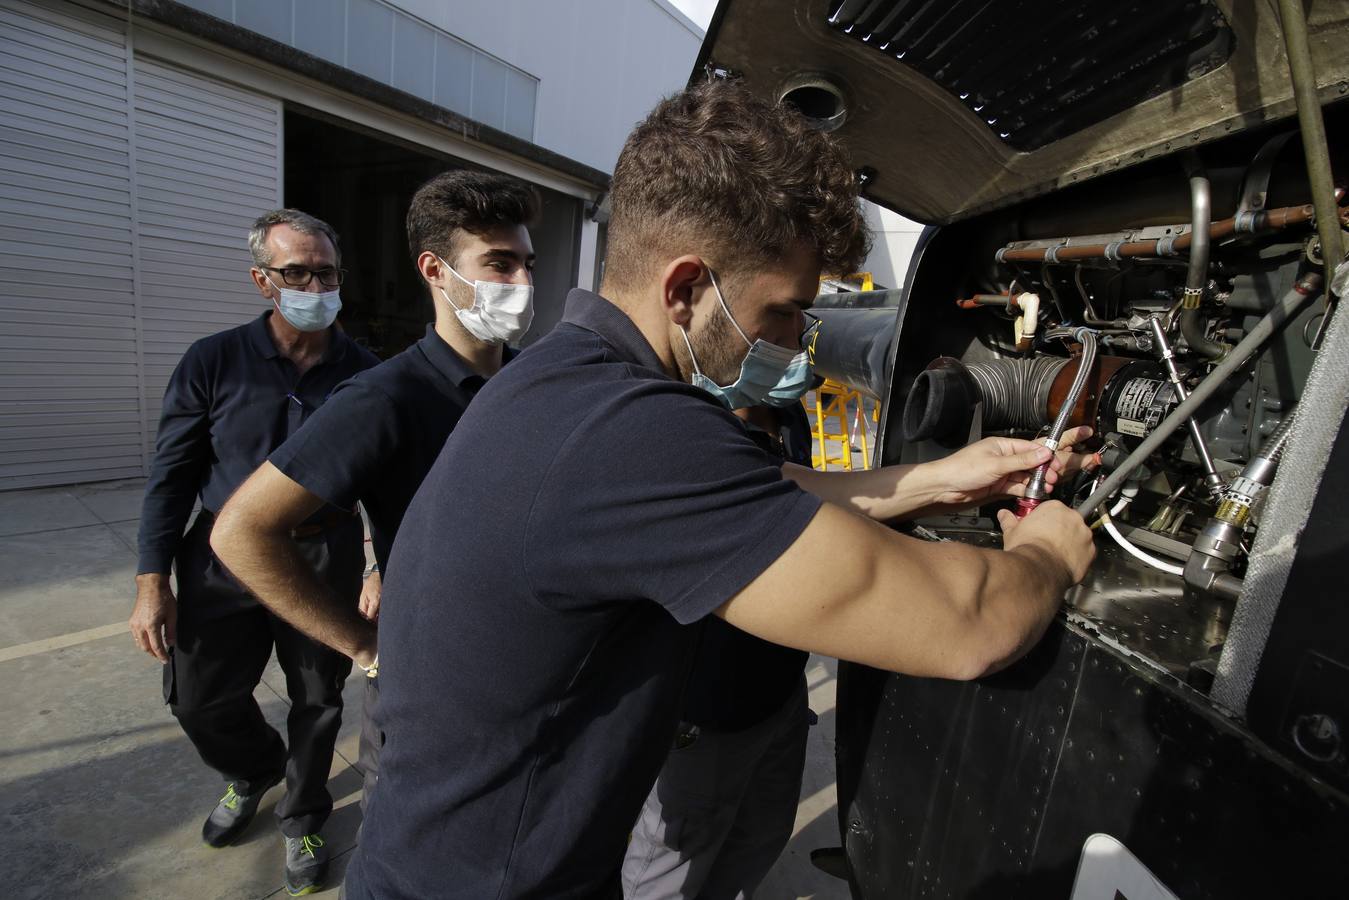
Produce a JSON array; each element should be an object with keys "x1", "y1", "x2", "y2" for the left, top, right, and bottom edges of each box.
[{"x1": 248, "y1": 208, "x2": 341, "y2": 266}]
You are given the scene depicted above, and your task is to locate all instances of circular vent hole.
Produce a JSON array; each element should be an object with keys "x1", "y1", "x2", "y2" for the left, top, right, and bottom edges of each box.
[{"x1": 780, "y1": 81, "x2": 847, "y2": 132}]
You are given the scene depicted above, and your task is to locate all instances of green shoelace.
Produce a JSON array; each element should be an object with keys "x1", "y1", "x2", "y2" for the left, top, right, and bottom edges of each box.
[{"x1": 218, "y1": 784, "x2": 241, "y2": 811}]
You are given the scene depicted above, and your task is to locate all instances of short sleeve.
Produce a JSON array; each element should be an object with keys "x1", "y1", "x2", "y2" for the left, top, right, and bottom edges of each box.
[
  {"x1": 523, "y1": 385, "x2": 822, "y2": 624},
  {"x1": 269, "y1": 377, "x2": 398, "y2": 510}
]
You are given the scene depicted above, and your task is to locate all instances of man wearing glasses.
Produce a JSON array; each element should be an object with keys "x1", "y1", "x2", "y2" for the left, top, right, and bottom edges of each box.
[{"x1": 129, "y1": 209, "x2": 377, "y2": 895}]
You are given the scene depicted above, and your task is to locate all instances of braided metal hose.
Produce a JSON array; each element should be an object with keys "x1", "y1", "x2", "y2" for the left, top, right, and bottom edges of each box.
[{"x1": 1017, "y1": 327, "x2": 1098, "y2": 517}]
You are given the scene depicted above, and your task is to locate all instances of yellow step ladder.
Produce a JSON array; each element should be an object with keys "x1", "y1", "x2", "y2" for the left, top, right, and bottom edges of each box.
[{"x1": 806, "y1": 380, "x2": 876, "y2": 471}]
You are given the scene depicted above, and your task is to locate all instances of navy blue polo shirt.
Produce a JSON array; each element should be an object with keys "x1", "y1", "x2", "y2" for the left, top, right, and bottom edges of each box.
[
  {"x1": 137, "y1": 312, "x2": 378, "y2": 575},
  {"x1": 680, "y1": 404, "x2": 814, "y2": 732},
  {"x1": 343, "y1": 290, "x2": 823, "y2": 900},
  {"x1": 268, "y1": 325, "x2": 511, "y2": 573}
]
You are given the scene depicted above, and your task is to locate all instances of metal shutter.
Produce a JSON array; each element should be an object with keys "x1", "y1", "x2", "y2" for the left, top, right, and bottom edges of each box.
[
  {"x1": 0, "y1": 0, "x2": 141, "y2": 489},
  {"x1": 132, "y1": 56, "x2": 282, "y2": 461}
]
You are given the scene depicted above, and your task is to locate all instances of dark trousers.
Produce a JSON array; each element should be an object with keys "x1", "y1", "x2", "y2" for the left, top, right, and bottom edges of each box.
[
  {"x1": 357, "y1": 674, "x2": 383, "y2": 812},
  {"x1": 164, "y1": 512, "x2": 362, "y2": 837}
]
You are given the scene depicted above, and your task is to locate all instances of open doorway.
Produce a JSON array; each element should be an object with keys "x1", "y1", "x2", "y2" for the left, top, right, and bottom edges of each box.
[{"x1": 283, "y1": 108, "x2": 582, "y2": 358}]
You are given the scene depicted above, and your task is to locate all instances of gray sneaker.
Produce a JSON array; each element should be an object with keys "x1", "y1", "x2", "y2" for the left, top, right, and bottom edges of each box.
[
  {"x1": 201, "y1": 774, "x2": 282, "y2": 848},
  {"x1": 284, "y1": 833, "x2": 329, "y2": 896}
]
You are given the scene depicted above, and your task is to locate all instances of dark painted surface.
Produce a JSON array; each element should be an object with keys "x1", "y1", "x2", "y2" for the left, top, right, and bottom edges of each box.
[{"x1": 837, "y1": 622, "x2": 1349, "y2": 899}]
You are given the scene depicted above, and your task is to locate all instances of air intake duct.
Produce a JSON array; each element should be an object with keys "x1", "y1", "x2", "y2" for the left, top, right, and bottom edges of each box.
[{"x1": 901, "y1": 357, "x2": 1067, "y2": 443}]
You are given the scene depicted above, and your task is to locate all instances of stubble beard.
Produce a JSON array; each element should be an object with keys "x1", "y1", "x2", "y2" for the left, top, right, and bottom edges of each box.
[{"x1": 679, "y1": 301, "x2": 747, "y2": 387}]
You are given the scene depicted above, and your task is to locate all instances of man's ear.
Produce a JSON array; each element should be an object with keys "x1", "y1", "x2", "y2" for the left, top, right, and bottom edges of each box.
[
  {"x1": 659, "y1": 255, "x2": 709, "y2": 328},
  {"x1": 417, "y1": 250, "x2": 448, "y2": 283},
  {"x1": 250, "y1": 267, "x2": 276, "y2": 300}
]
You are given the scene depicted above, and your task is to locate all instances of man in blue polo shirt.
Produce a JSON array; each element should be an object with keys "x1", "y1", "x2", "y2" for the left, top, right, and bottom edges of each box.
[
  {"x1": 128, "y1": 209, "x2": 378, "y2": 895},
  {"x1": 209, "y1": 171, "x2": 539, "y2": 889},
  {"x1": 343, "y1": 81, "x2": 1095, "y2": 899}
]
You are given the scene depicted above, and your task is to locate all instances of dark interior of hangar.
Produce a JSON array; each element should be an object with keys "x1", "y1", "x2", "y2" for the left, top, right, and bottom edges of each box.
[{"x1": 283, "y1": 108, "x2": 581, "y2": 359}]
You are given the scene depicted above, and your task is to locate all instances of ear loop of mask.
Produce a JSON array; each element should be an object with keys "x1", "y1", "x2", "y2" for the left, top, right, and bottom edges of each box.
[
  {"x1": 679, "y1": 268, "x2": 740, "y2": 385},
  {"x1": 708, "y1": 270, "x2": 754, "y2": 350},
  {"x1": 436, "y1": 256, "x2": 472, "y2": 311}
]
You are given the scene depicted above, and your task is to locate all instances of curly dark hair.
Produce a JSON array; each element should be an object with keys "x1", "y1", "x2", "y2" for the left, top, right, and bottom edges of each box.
[
  {"x1": 406, "y1": 170, "x2": 541, "y2": 265},
  {"x1": 604, "y1": 80, "x2": 870, "y2": 291}
]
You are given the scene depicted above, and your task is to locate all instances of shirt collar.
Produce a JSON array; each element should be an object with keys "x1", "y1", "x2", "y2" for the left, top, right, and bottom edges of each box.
[
  {"x1": 246, "y1": 311, "x2": 280, "y2": 359},
  {"x1": 560, "y1": 289, "x2": 667, "y2": 374},
  {"x1": 247, "y1": 310, "x2": 350, "y2": 364},
  {"x1": 416, "y1": 324, "x2": 517, "y2": 388}
]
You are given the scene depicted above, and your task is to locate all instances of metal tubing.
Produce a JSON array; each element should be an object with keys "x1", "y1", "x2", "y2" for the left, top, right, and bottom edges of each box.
[
  {"x1": 1077, "y1": 273, "x2": 1323, "y2": 519},
  {"x1": 1181, "y1": 308, "x2": 1228, "y2": 360},
  {"x1": 1179, "y1": 164, "x2": 1229, "y2": 360},
  {"x1": 1147, "y1": 317, "x2": 1225, "y2": 495},
  {"x1": 1184, "y1": 407, "x2": 1300, "y2": 598},
  {"x1": 995, "y1": 203, "x2": 1320, "y2": 264},
  {"x1": 1277, "y1": 0, "x2": 1346, "y2": 280},
  {"x1": 1184, "y1": 159, "x2": 1211, "y2": 298},
  {"x1": 1020, "y1": 328, "x2": 1097, "y2": 513}
]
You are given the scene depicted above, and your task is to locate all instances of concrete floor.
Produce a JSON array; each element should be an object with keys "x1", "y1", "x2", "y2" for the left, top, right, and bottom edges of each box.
[{"x1": 0, "y1": 478, "x2": 849, "y2": 899}]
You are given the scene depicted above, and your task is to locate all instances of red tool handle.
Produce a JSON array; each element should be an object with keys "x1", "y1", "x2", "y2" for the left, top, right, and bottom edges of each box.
[{"x1": 1013, "y1": 497, "x2": 1041, "y2": 519}]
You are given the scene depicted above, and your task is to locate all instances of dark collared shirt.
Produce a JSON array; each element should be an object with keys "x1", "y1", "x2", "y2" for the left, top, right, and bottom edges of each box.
[
  {"x1": 136, "y1": 311, "x2": 378, "y2": 575},
  {"x1": 268, "y1": 325, "x2": 512, "y2": 573},
  {"x1": 680, "y1": 403, "x2": 814, "y2": 732},
  {"x1": 345, "y1": 289, "x2": 822, "y2": 900}
]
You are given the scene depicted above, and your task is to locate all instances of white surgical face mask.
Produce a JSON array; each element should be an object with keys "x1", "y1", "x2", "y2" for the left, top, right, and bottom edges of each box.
[
  {"x1": 436, "y1": 256, "x2": 534, "y2": 345},
  {"x1": 266, "y1": 275, "x2": 342, "y2": 333}
]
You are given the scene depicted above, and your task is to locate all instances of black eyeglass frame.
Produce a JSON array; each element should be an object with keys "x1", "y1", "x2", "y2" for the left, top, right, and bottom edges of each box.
[{"x1": 259, "y1": 265, "x2": 347, "y2": 288}]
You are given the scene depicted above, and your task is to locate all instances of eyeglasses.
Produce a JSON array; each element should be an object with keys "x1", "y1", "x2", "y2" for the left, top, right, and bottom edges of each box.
[{"x1": 260, "y1": 265, "x2": 346, "y2": 288}]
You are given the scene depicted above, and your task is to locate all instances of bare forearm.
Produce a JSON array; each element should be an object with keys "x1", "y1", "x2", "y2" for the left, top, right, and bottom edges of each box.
[
  {"x1": 782, "y1": 462, "x2": 943, "y2": 521},
  {"x1": 211, "y1": 518, "x2": 375, "y2": 660},
  {"x1": 969, "y1": 544, "x2": 1072, "y2": 674}
]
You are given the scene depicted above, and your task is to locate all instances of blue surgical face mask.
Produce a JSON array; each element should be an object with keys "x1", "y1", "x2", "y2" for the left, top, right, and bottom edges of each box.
[
  {"x1": 762, "y1": 317, "x2": 819, "y2": 407},
  {"x1": 266, "y1": 275, "x2": 341, "y2": 333},
  {"x1": 681, "y1": 270, "x2": 816, "y2": 410}
]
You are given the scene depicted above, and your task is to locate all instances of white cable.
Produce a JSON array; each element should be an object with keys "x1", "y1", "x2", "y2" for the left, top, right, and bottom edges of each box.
[{"x1": 1100, "y1": 511, "x2": 1184, "y2": 576}]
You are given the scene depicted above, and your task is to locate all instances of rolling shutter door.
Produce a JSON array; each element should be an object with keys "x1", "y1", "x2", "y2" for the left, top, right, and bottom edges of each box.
[
  {"x1": 0, "y1": 0, "x2": 140, "y2": 489},
  {"x1": 132, "y1": 56, "x2": 282, "y2": 461}
]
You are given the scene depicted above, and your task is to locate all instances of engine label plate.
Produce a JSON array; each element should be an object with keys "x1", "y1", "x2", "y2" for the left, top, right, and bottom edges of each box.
[{"x1": 1117, "y1": 417, "x2": 1148, "y2": 437}]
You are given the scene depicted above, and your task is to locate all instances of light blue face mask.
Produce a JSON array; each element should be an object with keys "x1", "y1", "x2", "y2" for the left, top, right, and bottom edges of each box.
[
  {"x1": 680, "y1": 270, "x2": 817, "y2": 410},
  {"x1": 266, "y1": 275, "x2": 342, "y2": 333}
]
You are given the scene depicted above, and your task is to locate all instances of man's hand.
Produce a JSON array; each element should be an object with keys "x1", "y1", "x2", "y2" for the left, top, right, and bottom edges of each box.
[
  {"x1": 997, "y1": 500, "x2": 1096, "y2": 586},
  {"x1": 929, "y1": 426, "x2": 1098, "y2": 507},
  {"x1": 358, "y1": 568, "x2": 382, "y2": 622},
  {"x1": 130, "y1": 573, "x2": 178, "y2": 663}
]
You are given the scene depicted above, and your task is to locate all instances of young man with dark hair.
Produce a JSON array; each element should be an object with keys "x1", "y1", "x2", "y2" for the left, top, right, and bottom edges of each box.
[
  {"x1": 129, "y1": 209, "x2": 379, "y2": 895},
  {"x1": 209, "y1": 170, "x2": 539, "y2": 894},
  {"x1": 342, "y1": 81, "x2": 1095, "y2": 899}
]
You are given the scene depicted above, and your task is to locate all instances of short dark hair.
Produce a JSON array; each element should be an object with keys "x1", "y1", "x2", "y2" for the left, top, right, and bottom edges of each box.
[
  {"x1": 406, "y1": 170, "x2": 541, "y2": 265},
  {"x1": 249, "y1": 208, "x2": 341, "y2": 266},
  {"x1": 604, "y1": 80, "x2": 870, "y2": 291}
]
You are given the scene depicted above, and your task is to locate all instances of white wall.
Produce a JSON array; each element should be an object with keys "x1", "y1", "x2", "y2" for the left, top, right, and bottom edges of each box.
[
  {"x1": 391, "y1": 0, "x2": 703, "y2": 173},
  {"x1": 391, "y1": 0, "x2": 922, "y2": 289},
  {"x1": 862, "y1": 204, "x2": 926, "y2": 290}
]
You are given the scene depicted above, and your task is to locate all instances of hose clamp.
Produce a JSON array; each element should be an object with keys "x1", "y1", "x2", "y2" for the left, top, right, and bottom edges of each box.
[
  {"x1": 1156, "y1": 235, "x2": 1180, "y2": 257},
  {"x1": 1234, "y1": 210, "x2": 1259, "y2": 234},
  {"x1": 1104, "y1": 241, "x2": 1125, "y2": 261},
  {"x1": 995, "y1": 247, "x2": 1010, "y2": 263},
  {"x1": 1045, "y1": 245, "x2": 1064, "y2": 264}
]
